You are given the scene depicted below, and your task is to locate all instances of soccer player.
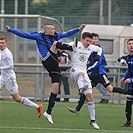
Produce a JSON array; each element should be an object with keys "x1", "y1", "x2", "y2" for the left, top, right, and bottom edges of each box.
[
  {"x1": 88, "y1": 33, "x2": 110, "y2": 103},
  {"x1": 68, "y1": 32, "x2": 102, "y2": 129},
  {"x1": 5, "y1": 23, "x2": 85, "y2": 124},
  {"x1": 119, "y1": 38, "x2": 133, "y2": 127},
  {"x1": 67, "y1": 33, "x2": 130, "y2": 118},
  {"x1": 0, "y1": 36, "x2": 43, "y2": 118}
]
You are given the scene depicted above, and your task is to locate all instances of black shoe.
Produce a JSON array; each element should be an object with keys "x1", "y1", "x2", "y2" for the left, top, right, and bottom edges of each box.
[
  {"x1": 121, "y1": 122, "x2": 131, "y2": 127},
  {"x1": 99, "y1": 99, "x2": 109, "y2": 103}
]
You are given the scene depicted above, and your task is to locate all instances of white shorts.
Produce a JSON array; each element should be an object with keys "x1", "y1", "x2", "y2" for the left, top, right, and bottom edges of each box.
[
  {"x1": 70, "y1": 67, "x2": 92, "y2": 94},
  {"x1": 0, "y1": 76, "x2": 18, "y2": 95}
]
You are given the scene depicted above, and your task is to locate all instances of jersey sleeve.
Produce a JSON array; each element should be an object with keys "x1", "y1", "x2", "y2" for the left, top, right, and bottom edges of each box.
[
  {"x1": 57, "y1": 28, "x2": 79, "y2": 40},
  {"x1": 122, "y1": 70, "x2": 130, "y2": 79},
  {"x1": 9, "y1": 28, "x2": 39, "y2": 40},
  {"x1": 87, "y1": 46, "x2": 103, "y2": 73}
]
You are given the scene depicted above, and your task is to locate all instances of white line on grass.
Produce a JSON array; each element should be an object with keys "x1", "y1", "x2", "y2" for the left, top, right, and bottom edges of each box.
[{"x1": 0, "y1": 126, "x2": 132, "y2": 133}]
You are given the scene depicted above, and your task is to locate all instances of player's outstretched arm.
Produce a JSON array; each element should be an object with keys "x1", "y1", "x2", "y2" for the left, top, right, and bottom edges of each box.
[{"x1": 5, "y1": 25, "x2": 38, "y2": 40}]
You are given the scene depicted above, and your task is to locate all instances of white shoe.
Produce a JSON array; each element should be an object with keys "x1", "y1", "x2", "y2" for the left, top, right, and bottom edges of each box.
[
  {"x1": 67, "y1": 107, "x2": 79, "y2": 115},
  {"x1": 90, "y1": 121, "x2": 100, "y2": 129},
  {"x1": 43, "y1": 112, "x2": 54, "y2": 124}
]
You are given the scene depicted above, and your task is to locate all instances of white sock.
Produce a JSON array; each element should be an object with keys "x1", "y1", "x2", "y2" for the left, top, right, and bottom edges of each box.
[
  {"x1": 87, "y1": 102, "x2": 95, "y2": 121},
  {"x1": 77, "y1": 76, "x2": 84, "y2": 89},
  {"x1": 21, "y1": 97, "x2": 38, "y2": 108}
]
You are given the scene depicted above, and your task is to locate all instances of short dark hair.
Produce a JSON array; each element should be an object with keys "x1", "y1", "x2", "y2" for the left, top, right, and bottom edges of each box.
[
  {"x1": 44, "y1": 23, "x2": 54, "y2": 30},
  {"x1": 127, "y1": 38, "x2": 133, "y2": 44},
  {"x1": 92, "y1": 33, "x2": 99, "y2": 39},
  {"x1": 82, "y1": 32, "x2": 93, "y2": 39},
  {"x1": 0, "y1": 36, "x2": 7, "y2": 41}
]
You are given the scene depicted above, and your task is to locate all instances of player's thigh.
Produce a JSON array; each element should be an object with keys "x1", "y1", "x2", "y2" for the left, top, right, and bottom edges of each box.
[
  {"x1": 70, "y1": 68, "x2": 79, "y2": 81},
  {"x1": 91, "y1": 74, "x2": 110, "y2": 88},
  {"x1": 83, "y1": 74, "x2": 92, "y2": 95},
  {"x1": 99, "y1": 74, "x2": 110, "y2": 87},
  {"x1": 4, "y1": 77, "x2": 19, "y2": 95}
]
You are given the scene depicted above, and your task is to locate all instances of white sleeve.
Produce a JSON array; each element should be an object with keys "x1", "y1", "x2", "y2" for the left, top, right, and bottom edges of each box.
[{"x1": 90, "y1": 45, "x2": 102, "y2": 56}]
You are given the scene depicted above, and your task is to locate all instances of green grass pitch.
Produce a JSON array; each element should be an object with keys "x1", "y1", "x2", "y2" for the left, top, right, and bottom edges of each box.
[{"x1": 0, "y1": 100, "x2": 133, "y2": 133}]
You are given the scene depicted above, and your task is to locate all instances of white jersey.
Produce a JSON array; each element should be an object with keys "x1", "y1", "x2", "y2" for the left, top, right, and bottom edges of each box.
[
  {"x1": 0, "y1": 47, "x2": 16, "y2": 80},
  {"x1": 71, "y1": 41, "x2": 102, "y2": 71},
  {"x1": 0, "y1": 47, "x2": 18, "y2": 95},
  {"x1": 70, "y1": 41, "x2": 102, "y2": 94}
]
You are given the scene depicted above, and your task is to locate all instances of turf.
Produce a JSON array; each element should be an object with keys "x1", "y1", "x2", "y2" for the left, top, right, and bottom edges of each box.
[{"x1": 0, "y1": 100, "x2": 133, "y2": 133}]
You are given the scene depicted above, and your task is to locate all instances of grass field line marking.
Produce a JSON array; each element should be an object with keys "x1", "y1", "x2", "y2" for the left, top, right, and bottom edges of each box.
[{"x1": 0, "y1": 126, "x2": 132, "y2": 133}]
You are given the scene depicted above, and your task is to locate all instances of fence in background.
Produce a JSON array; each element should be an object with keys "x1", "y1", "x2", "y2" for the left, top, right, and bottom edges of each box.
[
  {"x1": 0, "y1": 64, "x2": 128, "y2": 104},
  {"x1": 0, "y1": 14, "x2": 63, "y2": 64},
  {"x1": 0, "y1": 0, "x2": 133, "y2": 27}
]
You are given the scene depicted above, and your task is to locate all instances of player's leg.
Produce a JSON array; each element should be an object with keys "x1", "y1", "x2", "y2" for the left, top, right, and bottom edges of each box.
[
  {"x1": 67, "y1": 94, "x2": 86, "y2": 114},
  {"x1": 67, "y1": 68, "x2": 86, "y2": 113},
  {"x1": 42, "y1": 52, "x2": 61, "y2": 124},
  {"x1": 54, "y1": 37, "x2": 78, "y2": 51},
  {"x1": 5, "y1": 77, "x2": 43, "y2": 118},
  {"x1": 74, "y1": 74, "x2": 89, "y2": 111},
  {"x1": 56, "y1": 78, "x2": 62, "y2": 102},
  {"x1": 12, "y1": 93, "x2": 42, "y2": 118},
  {"x1": 121, "y1": 90, "x2": 133, "y2": 127},
  {"x1": 97, "y1": 74, "x2": 129, "y2": 95},
  {"x1": 121, "y1": 100, "x2": 132, "y2": 127},
  {"x1": 51, "y1": 41, "x2": 73, "y2": 53},
  {"x1": 90, "y1": 75, "x2": 109, "y2": 103},
  {"x1": 84, "y1": 87, "x2": 100, "y2": 129},
  {"x1": 84, "y1": 75, "x2": 100, "y2": 129}
]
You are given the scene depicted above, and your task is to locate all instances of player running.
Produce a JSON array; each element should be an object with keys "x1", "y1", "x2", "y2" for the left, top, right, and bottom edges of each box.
[{"x1": 0, "y1": 36, "x2": 42, "y2": 118}]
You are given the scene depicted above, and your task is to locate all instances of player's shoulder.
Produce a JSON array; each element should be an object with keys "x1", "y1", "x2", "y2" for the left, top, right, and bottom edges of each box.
[
  {"x1": 2, "y1": 48, "x2": 13, "y2": 58},
  {"x1": 30, "y1": 31, "x2": 42, "y2": 34},
  {"x1": 6, "y1": 48, "x2": 13, "y2": 55},
  {"x1": 89, "y1": 44, "x2": 97, "y2": 49}
]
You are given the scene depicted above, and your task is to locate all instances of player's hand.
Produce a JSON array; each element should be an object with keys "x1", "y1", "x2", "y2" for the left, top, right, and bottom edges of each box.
[
  {"x1": 120, "y1": 78, "x2": 125, "y2": 84},
  {"x1": 123, "y1": 78, "x2": 131, "y2": 84},
  {"x1": 5, "y1": 26, "x2": 10, "y2": 31},
  {"x1": 120, "y1": 59, "x2": 127, "y2": 66},
  {"x1": 78, "y1": 24, "x2": 86, "y2": 30},
  {"x1": 52, "y1": 41, "x2": 58, "y2": 46}
]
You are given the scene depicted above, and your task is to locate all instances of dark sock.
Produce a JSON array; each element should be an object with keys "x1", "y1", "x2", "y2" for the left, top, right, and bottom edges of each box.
[
  {"x1": 56, "y1": 42, "x2": 73, "y2": 51},
  {"x1": 47, "y1": 92, "x2": 57, "y2": 114},
  {"x1": 76, "y1": 94, "x2": 86, "y2": 111},
  {"x1": 112, "y1": 87, "x2": 128, "y2": 94},
  {"x1": 125, "y1": 101, "x2": 132, "y2": 122}
]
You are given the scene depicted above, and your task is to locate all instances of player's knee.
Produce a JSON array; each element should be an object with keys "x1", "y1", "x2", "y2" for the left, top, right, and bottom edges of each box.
[
  {"x1": 86, "y1": 93, "x2": 94, "y2": 102},
  {"x1": 50, "y1": 72, "x2": 61, "y2": 83},
  {"x1": 52, "y1": 83, "x2": 59, "y2": 94},
  {"x1": 106, "y1": 85, "x2": 113, "y2": 93}
]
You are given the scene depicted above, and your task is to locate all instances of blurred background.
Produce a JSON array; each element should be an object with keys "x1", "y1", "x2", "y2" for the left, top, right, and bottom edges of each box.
[{"x1": 0, "y1": 0, "x2": 132, "y2": 103}]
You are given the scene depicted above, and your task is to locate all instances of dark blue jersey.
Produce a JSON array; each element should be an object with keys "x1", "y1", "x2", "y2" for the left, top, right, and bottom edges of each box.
[
  {"x1": 120, "y1": 55, "x2": 133, "y2": 91},
  {"x1": 88, "y1": 45, "x2": 107, "y2": 76},
  {"x1": 9, "y1": 28, "x2": 79, "y2": 58}
]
